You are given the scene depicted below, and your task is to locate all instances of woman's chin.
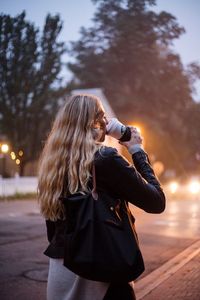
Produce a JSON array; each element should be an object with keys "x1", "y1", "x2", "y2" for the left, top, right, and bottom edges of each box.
[
  {"x1": 95, "y1": 135, "x2": 105, "y2": 143},
  {"x1": 99, "y1": 136, "x2": 105, "y2": 142}
]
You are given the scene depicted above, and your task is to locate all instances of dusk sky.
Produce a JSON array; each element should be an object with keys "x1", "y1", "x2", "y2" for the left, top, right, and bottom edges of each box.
[{"x1": 1, "y1": 0, "x2": 200, "y2": 100}]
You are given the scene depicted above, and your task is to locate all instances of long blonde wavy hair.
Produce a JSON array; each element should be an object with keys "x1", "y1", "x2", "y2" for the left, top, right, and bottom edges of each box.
[{"x1": 37, "y1": 94, "x2": 104, "y2": 221}]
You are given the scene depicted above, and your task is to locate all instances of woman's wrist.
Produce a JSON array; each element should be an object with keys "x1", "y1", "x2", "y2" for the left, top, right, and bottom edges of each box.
[{"x1": 128, "y1": 144, "x2": 144, "y2": 154}]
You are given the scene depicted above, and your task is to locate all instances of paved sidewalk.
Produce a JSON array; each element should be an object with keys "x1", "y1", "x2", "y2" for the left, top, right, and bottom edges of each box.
[{"x1": 135, "y1": 246, "x2": 200, "y2": 300}]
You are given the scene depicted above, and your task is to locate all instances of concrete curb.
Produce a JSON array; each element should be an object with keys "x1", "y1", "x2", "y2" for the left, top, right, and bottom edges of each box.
[{"x1": 135, "y1": 239, "x2": 200, "y2": 299}]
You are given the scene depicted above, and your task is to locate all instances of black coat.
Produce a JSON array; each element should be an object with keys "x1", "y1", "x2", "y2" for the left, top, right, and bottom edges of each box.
[{"x1": 44, "y1": 147, "x2": 166, "y2": 258}]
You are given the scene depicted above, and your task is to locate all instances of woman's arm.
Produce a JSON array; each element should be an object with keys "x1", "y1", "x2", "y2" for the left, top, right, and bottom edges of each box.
[{"x1": 103, "y1": 148, "x2": 165, "y2": 213}]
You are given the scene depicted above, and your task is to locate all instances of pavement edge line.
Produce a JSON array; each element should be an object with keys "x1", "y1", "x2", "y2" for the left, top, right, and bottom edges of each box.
[{"x1": 134, "y1": 239, "x2": 200, "y2": 299}]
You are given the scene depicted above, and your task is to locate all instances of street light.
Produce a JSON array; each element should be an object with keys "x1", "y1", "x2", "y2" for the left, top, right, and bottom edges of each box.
[
  {"x1": 16, "y1": 159, "x2": 20, "y2": 165},
  {"x1": 1, "y1": 143, "x2": 9, "y2": 153},
  {"x1": 128, "y1": 121, "x2": 143, "y2": 133},
  {"x1": 0, "y1": 143, "x2": 9, "y2": 177},
  {"x1": 19, "y1": 150, "x2": 23, "y2": 157},
  {"x1": 10, "y1": 152, "x2": 16, "y2": 160},
  {"x1": 131, "y1": 124, "x2": 142, "y2": 133},
  {"x1": 188, "y1": 180, "x2": 200, "y2": 194},
  {"x1": 169, "y1": 181, "x2": 179, "y2": 194}
]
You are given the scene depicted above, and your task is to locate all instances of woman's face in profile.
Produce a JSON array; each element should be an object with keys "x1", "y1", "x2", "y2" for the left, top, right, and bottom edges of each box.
[{"x1": 95, "y1": 111, "x2": 108, "y2": 142}]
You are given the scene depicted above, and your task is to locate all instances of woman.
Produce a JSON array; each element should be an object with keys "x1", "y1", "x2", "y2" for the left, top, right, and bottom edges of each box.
[{"x1": 38, "y1": 94, "x2": 166, "y2": 300}]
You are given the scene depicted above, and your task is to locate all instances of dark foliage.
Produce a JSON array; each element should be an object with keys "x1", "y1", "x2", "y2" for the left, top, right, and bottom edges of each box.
[{"x1": 0, "y1": 12, "x2": 66, "y2": 175}]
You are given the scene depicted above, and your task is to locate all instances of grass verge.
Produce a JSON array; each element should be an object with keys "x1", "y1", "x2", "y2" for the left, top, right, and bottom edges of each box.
[{"x1": 0, "y1": 192, "x2": 37, "y2": 201}]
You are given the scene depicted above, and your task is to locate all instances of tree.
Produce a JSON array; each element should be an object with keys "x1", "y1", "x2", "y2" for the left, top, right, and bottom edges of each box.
[
  {"x1": 0, "y1": 12, "x2": 66, "y2": 175},
  {"x1": 67, "y1": 0, "x2": 200, "y2": 175}
]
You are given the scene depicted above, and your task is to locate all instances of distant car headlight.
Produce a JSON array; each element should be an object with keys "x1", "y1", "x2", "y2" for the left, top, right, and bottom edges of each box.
[
  {"x1": 169, "y1": 181, "x2": 179, "y2": 194},
  {"x1": 188, "y1": 180, "x2": 200, "y2": 194}
]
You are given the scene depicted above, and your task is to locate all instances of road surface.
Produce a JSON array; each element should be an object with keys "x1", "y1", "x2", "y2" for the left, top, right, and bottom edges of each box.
[{"x1": 0, "y1": 197, "x2": 199, "y2": 299}]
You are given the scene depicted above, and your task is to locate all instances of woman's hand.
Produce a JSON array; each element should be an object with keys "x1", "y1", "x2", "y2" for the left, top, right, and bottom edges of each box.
[{"x1": 119, "y1": 127, "x2": 144, "y2": 154}]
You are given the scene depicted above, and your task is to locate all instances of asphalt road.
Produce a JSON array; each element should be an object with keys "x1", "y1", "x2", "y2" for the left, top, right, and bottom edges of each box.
[{"x1": 0, "y1": 197, "x2": 199, "y2": 300}]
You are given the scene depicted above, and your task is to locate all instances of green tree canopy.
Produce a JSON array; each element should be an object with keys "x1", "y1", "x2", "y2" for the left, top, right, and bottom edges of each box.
[{"x1": 0, "y1": 11, "x2": 66, "y2": 175}]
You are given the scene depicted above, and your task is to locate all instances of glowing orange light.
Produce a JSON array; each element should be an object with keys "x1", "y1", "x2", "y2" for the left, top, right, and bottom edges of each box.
[
  {"x1": 19, "y1": 150, "x2": 23, "y2": 156},
  {"x1": 16, "y1": 159, "x2": 20, "y2": 165},
  {"x1": 169, "y1": 182, "x2": 179, "y2": 194},
  {"x1": 1, "y1": 144, "x2": 9, "y2": 153},
  {"x1": 188, "y1": 180, "x2": 200, "y2": 194},
  {"x1": 10, "y1": 152, "x2": 16, "y2": 160}
]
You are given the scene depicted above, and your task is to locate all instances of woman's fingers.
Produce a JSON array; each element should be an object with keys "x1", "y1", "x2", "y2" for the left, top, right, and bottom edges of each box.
[{"x1": 130, "y1": 126, "x2": 138, "y2": 133}]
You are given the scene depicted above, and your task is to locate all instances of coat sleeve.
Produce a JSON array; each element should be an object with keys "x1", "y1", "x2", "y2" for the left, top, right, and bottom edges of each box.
[
  {"x1": 101, "y1": 148, "x2": 166, "y2": 214},
  {"x1": 45, "y1": 220, "x2": 56, "y2": 242}
]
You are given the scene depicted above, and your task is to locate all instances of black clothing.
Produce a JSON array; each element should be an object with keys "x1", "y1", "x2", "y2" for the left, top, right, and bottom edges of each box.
[
  {"x1": 44, "y1": 147, "x2": 165, "y2": 258},
  {"x1": 103, "y1": 283, "x2": 136, "y2": 300}
]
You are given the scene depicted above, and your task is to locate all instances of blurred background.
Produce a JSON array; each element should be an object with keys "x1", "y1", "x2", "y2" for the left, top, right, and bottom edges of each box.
[
  {"x1": 0, "y1": 0, "x2": 200, "y2": 199},
  {"x1": 1, "y1": 2, "x2": 200, "y2": 300}
]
